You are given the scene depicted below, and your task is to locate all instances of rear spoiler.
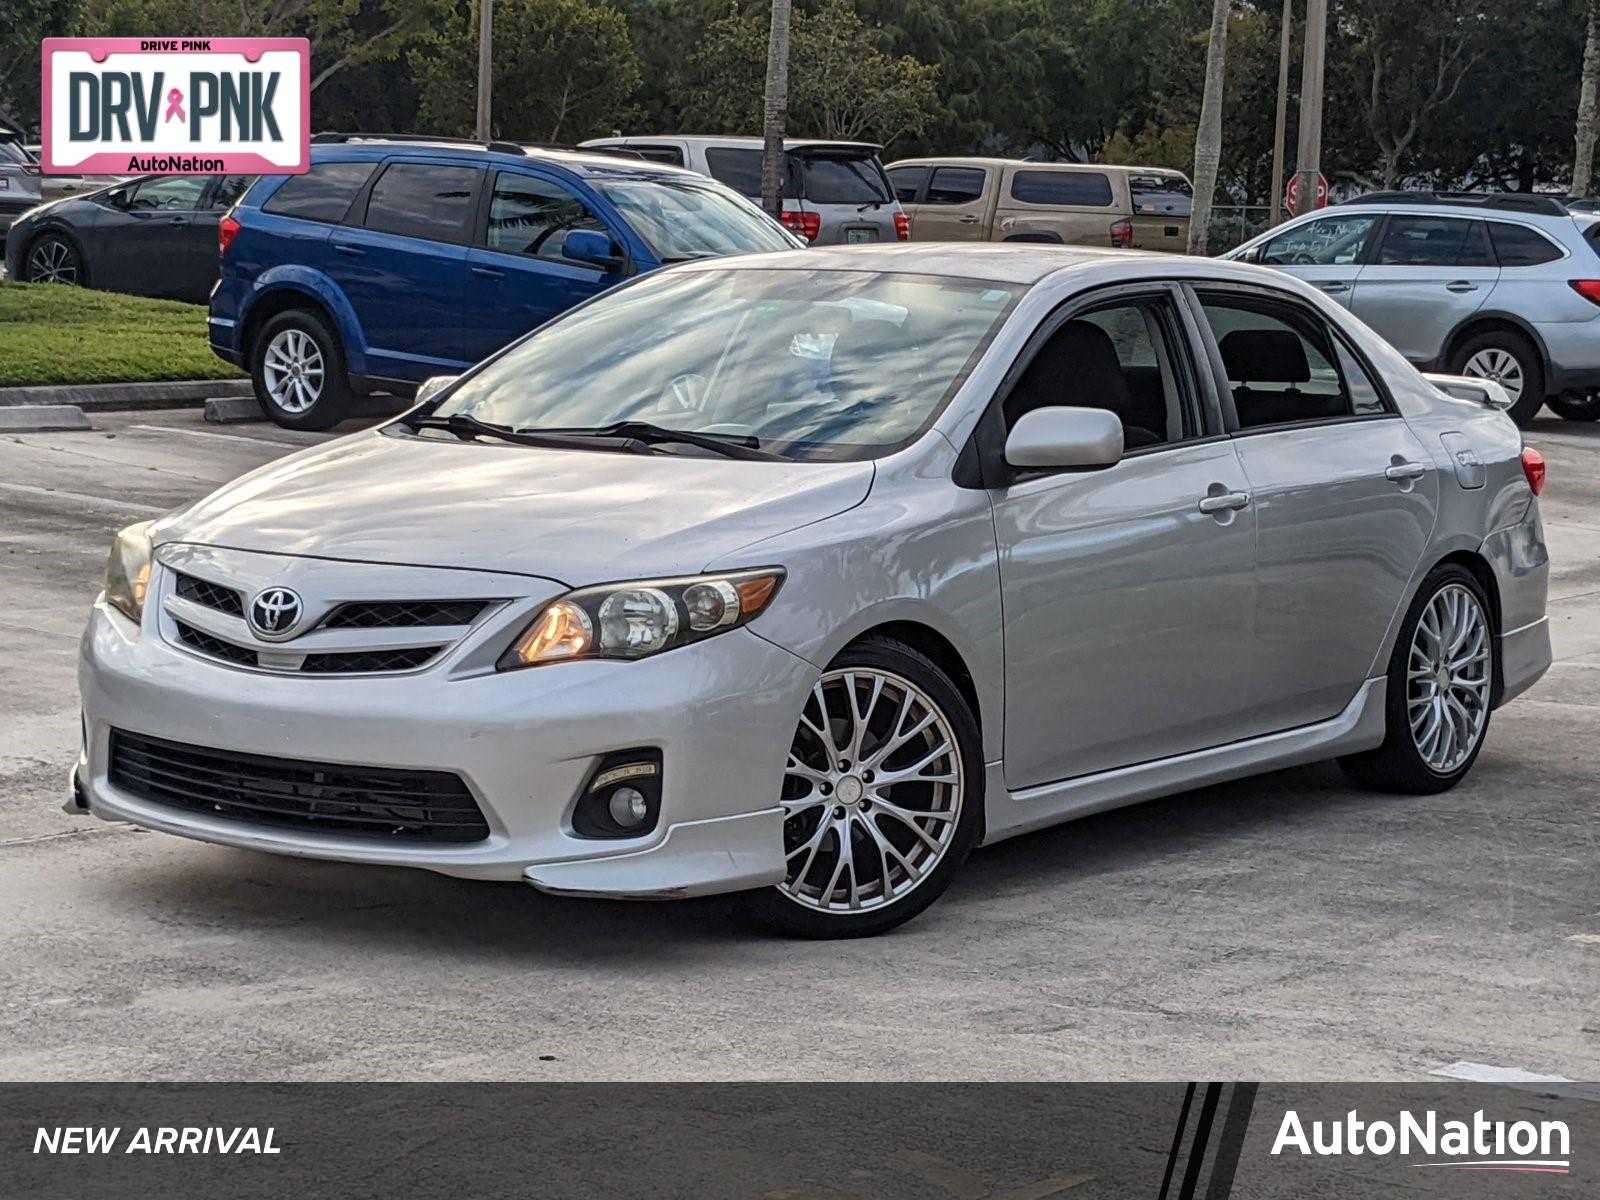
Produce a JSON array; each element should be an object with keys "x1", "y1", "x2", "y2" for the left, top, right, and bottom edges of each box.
[{"x1": 1422, "y1": 372, "x2": 1515, "y2": 412}]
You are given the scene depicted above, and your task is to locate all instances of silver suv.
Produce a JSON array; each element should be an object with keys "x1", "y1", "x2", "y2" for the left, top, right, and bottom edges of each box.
[
  {"x1": 580, "y1": 135, "x2": 907, "y2": 246},
  {"x1": 0, "y1": 135, "x2": 41, "y2": 243},
  {"x1": 1227, "y1": 192, "x2": 1600, "y2": 425}
]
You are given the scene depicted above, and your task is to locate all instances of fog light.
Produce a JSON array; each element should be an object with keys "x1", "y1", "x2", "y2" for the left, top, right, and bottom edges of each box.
[{"x1": 608, "y1": 786, "x2": 649, "y2": 827}]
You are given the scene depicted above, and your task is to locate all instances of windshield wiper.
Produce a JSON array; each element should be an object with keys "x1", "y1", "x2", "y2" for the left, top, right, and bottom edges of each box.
[
  {"x1": 568, "y1": 420, "x2": 787, "y2": 461},
  {"x1": 406, "y1": 412, "x2": 653, "y2": 454}
]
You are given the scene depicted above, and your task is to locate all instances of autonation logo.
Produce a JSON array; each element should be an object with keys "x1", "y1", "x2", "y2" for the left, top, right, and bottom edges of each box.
[{"x1": 1272, "y1": 1108, "x2": 1571, "y2": 1174}]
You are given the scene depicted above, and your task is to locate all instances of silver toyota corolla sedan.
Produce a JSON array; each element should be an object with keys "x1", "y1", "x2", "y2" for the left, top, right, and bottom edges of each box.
[{"x1": 73, "y1": 244, "x2": 1552, "y2": 937}]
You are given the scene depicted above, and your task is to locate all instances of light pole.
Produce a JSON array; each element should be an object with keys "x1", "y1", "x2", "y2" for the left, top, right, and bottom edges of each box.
[
  {"x1": 1293, "y1": 0, "x2": 1328, "y2": 214},
  {"x1": 475, "y1": 0, "x2": 493, "y2": 141},
  {"x1": 1269, "y1": 0, "x2": 1293, "y2": 226}
]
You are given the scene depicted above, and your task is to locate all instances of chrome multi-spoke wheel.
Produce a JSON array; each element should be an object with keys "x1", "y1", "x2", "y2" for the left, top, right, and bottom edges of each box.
[
  {"x1": 27, "y1": 237, "x2": 79, "y2": 285},
  {"x1": 1406, "y1": 583, "x2": 1491, "y2": 774},
  {"x1": 777, "y1": 667, "x2": 964, "y2": 915},
  {"x1": 262, "y1": 328, "x2": 326, "y2": 415},
  {"x1": 1461, "y1": 348, "x2": 1525, "y2": 404}
]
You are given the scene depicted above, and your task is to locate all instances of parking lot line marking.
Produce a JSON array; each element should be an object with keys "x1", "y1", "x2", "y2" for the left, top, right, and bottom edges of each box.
[
  {"x1": 0, "y1": 481, "x2": 166, "y2": 515},
  {"x1": 1430, "y1": 1061, "x2": 1573, "y2": 1084},
  {"x1": 126, "y1": 423, "x2": 313, "y2": 447},
  {"x1": 1566, "y1": 933, "x2": 1600, "y2": 944}
]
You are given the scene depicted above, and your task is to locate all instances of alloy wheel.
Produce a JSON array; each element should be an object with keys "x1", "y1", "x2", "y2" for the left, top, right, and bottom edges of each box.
[
  {"x1": 777, "y1": 668, "x2": 963, "y2": 914},
  {"x1": 1407, "y1": 583, "x2": 1491, "y2": 774},
  {"x1": 1461, "y1": 348, "x2": 1524, "y2": 403},
  {"x1": 262, "y1": 328, "x2": 326, "y2": 415},
  {"x1": 27, "y1": 238, "x2": 78, "y2": 285}
]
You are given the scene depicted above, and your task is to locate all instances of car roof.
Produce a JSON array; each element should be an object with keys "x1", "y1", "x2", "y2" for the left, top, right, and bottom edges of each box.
[
  {"x1": 886, "y1": 157, "x2": 1187, "y2": 178},
  {"x1": 680, "y1": 242, "x2": 1199, "y2": 284},
  {"x1": 308, "y1": 139, "x2": 702, "y2": 181},
  {"x1": 587, "y1": 135, "x2": 883, "y2": 154}
]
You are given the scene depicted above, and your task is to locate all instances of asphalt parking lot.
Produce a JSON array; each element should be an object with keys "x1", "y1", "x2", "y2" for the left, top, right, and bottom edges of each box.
[{"x1": 1, "y1": 406, "x2": 1597, "y2": 1082}]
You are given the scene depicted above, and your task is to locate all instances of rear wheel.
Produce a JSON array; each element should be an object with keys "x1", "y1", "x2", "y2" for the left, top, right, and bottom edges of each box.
[
  {"x1": 1451, "y1": 331, "x2": 1544, "y2": 427},
  {"x1": 1546, "y1": 392, "x2": 1600, "y2": 422},
  {"x1": 1339, "y1": 564, "x2": 1494, "y2": 794},
  {"x1": 738, "y1": 637, "x2": 982, "y2": 938},
  {"x1": 25, "y1": 233, "x2": 84, "y2": 286},
  {"x1": 250, "y1": 309, "x2": 353, "y2": 431}
]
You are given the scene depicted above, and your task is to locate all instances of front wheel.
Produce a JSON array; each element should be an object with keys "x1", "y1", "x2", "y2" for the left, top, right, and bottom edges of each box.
[
  {"x1": 738, "y1": 637, "x2": 983, "y2": 938},
  {"x1": 250, "y1": 309, "x2": 353, "y2": 431},
  {"x1": 1339, "y1": 565, "x2": 1495, "y2": 794},
  {"x1": 25, "y1": 233, "x2": 84, "y2": 286},
  {"x1": 1451, "y1": 332, "x2": 1544, "y2": 427},
  {"x1": 1546, "y1": 392, "x2": 1600, "y2": 422}
]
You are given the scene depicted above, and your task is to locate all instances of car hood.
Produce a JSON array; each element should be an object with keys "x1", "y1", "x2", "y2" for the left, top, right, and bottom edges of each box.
[{"x1": 155, "y1": 429, "x2": 874, "y2": 584}]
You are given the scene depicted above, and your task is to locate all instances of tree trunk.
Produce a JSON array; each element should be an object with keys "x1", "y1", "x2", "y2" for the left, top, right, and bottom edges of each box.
[
  {"x1": 760, "y1": 0, "x2": 792, "y2": 220},
  {"x1": 1188, "y1": 0, "x2": 1231, "y2": 255},
  {"x1": 1574, "y1": 0, "x2": 1600, "y2": 198}
]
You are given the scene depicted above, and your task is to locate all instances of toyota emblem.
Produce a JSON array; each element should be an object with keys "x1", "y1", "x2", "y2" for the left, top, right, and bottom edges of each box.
[{"x1": 249, "y1": 587, "x2": 304, "y2": 640}]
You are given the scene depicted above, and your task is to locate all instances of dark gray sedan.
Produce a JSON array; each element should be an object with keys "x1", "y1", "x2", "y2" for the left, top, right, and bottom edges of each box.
[{"x1": 4, "y1": 173, "x2": 253, "y2": 304}]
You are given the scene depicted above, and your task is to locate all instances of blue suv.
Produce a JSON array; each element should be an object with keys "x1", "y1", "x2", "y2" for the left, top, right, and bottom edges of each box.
[{"x1": 210, "y1": 136, "x2": 800, "y2": 429}]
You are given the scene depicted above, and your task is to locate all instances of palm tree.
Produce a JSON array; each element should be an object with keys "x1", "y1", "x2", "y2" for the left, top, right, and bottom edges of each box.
[
  {"x1": 1574, "y1": 0, "x2": 1600, "y2": 198},
  {"x1": 760, "y1": 0, "x2": 793, "y2": 220},
  {"x1": 1188, "y1": 0, "x2": 1231, "y2": 256}
]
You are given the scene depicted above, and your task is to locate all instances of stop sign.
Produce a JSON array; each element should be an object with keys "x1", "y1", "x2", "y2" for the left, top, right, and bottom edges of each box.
[{"x1": 1286, "y1": 172, "x2": 1329, "y2": 217}]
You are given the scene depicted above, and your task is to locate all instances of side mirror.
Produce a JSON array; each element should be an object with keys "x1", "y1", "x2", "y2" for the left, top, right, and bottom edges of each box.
[
  {"x1": 104, "y1": 186, "x2": 131, "y2": 209},
  {"x1": 563, "y1": 229, "x2": 625, "y2": 271},
  {"x1": 1004, "y1": 406, "x2": 1124, "y2": 470},
  {"x1": 414, "y1": 374, "x2": 459, "y2": 405}
]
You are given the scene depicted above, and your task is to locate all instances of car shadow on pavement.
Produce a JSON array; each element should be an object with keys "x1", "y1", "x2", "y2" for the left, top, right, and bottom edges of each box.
[{"x1": 102, "y1": 758, "x2": 1390, "y2": 960}]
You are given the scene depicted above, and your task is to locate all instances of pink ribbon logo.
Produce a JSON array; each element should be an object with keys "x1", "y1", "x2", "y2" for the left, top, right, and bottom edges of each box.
[{"x1": 164, "y1": 88, "x2": 185, "y2": 123}]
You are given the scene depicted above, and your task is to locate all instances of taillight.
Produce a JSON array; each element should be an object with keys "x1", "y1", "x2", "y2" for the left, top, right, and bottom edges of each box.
[
  {"x1": 1569, "y1": 279, "x2": 1600, "y2": 306},
  {"x1": 1521, "y1": 445, "x2": 1546, "y2": 495},
  {"x1": 779, "y1": 209, "x2": 822, "y2": 243},
  {"x1": 1110, "y1": 218, "x2": 1134, "y2": 248},
  {"x1": 894, "y1": 211, "x2": 910, "y2": 241},
  {"x1": 218, "y1": 214, "x2": 241, "y2": 256}
]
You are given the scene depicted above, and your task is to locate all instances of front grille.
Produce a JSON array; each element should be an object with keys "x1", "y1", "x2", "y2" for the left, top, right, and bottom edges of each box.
[
  {"x1": 109, "y1": 730, "x2": 490, "y2": 843},
  {"x1": 299, "y1": 646, "x2": 439, "y2": 674},
  {"x1": 175, "y1": 619, "x2": 258, "y2": 666},
  {"x1": 174, "y1": 572, "x2": 244, "y2": 617},
  {"x1": 322, "y1": 600, "x2": 487, "y2": 629}
]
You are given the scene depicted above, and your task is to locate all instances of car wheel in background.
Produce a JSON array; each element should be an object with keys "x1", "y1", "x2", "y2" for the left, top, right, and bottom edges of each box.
[
  {"x1": 738, "y1": 636, "x2": 983, "y2": 938},
  {"x1": 251, "y1": 309, "x2": 353, "y2": 431},
  {"x1": 24, "y1": 233, "x2": 85, "y2": 286},
  {"x1": 1339, "y1": 564, "x2": 1494, "y2": 795},
  {"x1": 1545, "y1": 392, "x2": 1600, "y2": 421},
  {"x1": 1451, "y1": 331, "x2": 1544, "y2": 427}
]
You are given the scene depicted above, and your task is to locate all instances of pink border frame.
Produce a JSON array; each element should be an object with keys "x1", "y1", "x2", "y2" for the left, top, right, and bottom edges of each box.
[{"x1": 40, "y1": 37, "x2": 310, "y2": 175}]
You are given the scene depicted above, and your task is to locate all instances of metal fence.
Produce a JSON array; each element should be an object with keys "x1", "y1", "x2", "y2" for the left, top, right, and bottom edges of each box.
[{"x1": 1206, "y1": 206, "x2": 1274, "y2": 253}]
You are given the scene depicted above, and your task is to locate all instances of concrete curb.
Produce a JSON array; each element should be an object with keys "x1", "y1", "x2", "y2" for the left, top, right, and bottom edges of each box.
[
  {"x1": 0, "y1": 404, "x2": 92, "y2": 432},
  {"x1": 0, "y1": 379, "x2": 253, "y2": 411},
  {"x1": 203, "y1": 397, "x2": 264, "y2": 424}
]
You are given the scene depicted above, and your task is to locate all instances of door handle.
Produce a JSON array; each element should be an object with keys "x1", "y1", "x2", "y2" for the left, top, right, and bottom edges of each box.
[
  {"x1": 470, "y1": 265, "x2": 505, "y2": 280},
  {"x1": 1445, "y1": 280, "x2": 1478, "y2": 293},
  {"x1": 1317, "y1": 281, "x2": 1350, "y2": 294},
  {"x1": 333, "y1": 243, "x2": 365, "y2": 257},
  {"x1": 958, "y1": 214, "x2": 981, "y2": 224},
  {"x1": 1198, "y1": 490, "x2": 1251, "y2": 514},
  {"x1": 1384, "y1": 461, "x2": 1427, "y2": 481}
]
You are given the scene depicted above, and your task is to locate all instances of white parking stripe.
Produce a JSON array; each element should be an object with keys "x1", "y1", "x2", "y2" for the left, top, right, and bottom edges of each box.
[
  {"x1": 125, "y1": 423, "x2": 313, "y2": 448},
  {"x1": 0, "y1": 481, "x2": 167, "y2": 515},
  {"x1": 1430, "y1": 1061, "x2": 1573, "y2": 1084}
]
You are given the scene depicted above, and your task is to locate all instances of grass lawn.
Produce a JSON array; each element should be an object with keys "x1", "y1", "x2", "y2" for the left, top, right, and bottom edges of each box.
[{"x1": 0, "y1": 280, "x2": 245, "y2": 387}]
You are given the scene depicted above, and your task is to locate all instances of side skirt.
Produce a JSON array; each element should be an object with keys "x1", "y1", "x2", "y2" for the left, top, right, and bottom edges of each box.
[{"x1": 979, "y1": 677, "x2": 1388, "y2": 845}]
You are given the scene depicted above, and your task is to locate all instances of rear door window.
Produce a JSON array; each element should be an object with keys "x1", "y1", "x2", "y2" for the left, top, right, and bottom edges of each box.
[
  {"x1": 206, "y1": 174, "x2": 254, "y2": 210},
  {"x1": 1009, "y1": 170, "x2": 1114, "y2": 207},
  {"x1": 926, "y1": 167, "x2": 985, "y2": 205},
  {"x1": 362, "y1": 162, "x2": 480, "y2": 243},
  {"x1": 1375, "y1": 216, "x2": 1493, "y2": 266},
  {"x1": 1487, "y1": 221, "x2": 1563, "y2": 266},
  {"x1": 263, "y1": 160, "x2": 377, "y2": 223},
  {"x1": 887, "y1": 166, "x2": 927, "y2": 204},
  {"x1": 795, "y1": 156, "x2": 891, "y2": 204}
]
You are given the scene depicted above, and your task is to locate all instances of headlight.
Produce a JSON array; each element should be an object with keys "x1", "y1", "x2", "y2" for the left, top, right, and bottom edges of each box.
[
  {"x1": 104, "y1": 520, "x2": 154, "y2": 624},
  {"x1": 499, "y1": 568, "x2": 784, "y2": 669}
]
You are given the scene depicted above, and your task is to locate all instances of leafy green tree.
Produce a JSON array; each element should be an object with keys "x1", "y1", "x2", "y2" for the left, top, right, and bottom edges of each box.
[
  {"x1": 412, "y1": 0, "x2": 640, "y2": 141},
  {"x1": 1, "y1": 0, "x2": 83, "y2": 134}
]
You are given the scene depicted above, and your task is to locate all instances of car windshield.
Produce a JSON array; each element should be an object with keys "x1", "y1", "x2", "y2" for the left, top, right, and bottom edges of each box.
[
  {"x1": 593, "y1": 179, "x2": 799, "y2": 260},
  {"x1": 429, "y1": 268, "x2": 1021, "y2": 461}
]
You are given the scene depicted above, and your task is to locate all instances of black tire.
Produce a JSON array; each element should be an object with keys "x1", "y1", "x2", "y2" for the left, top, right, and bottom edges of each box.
[
  {"x1": 1339, "y1": 564, "x2": 1495, "y2": 795},
  {"x1": 249, "y1": 308, "x2": 353, "y2": 431},
  {"x1": 1545, "y1": 392, "x2": 1600, "y2": 422},
  {"x1": 1449, "y1": 330, "x2": 1544, "y2": 427},
  {"x1": 24, "y1": 231, "x2": 86, "y2": 287},
  {"x1": 737, "y1": 636, "x2": 984, "y2": 938}
]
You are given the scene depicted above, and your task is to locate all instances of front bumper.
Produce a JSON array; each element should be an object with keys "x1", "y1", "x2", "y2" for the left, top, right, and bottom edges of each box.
[{"x1": 77, "y1": 592, "x2": 812, "y2": 896}]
